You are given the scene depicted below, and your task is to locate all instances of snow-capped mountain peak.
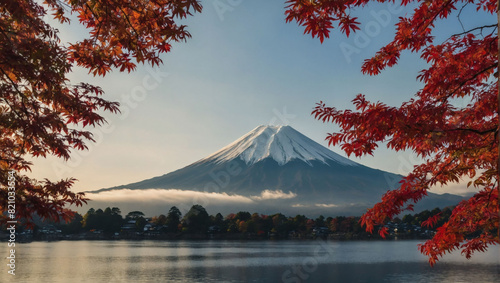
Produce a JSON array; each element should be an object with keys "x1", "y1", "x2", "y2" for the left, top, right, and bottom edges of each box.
[{"x1": 201, "y1": 125, "x2": 358, "y2": 166}]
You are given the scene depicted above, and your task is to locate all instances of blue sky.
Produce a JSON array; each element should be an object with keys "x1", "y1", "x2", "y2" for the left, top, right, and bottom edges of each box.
[{"x1": 28, "y1": 0, "x2": 495, "y2": 197}]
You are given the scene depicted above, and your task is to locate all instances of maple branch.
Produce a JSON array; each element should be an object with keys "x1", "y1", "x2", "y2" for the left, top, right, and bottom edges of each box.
[
  {"x1": 0, "y1": 67, "x2": 30, "y2": 120},
  {"x1": 439, "y1": 64, "x2": 497, "y2": 102},
  {"x1": 456, "y1": 3, "x2": 469, "y2": 33},
  {"x1": 83, "y1": 3, "x2": 102, "y2": 45},
  {"x1": 428, "y1": 157, "x2": 459, "y2": 185},
  {"x1": 450, "y1": 24, "x2": 497, "y2": 38},
  {"x1": 484, "y1": 182, "x2": 497, "y2": 210},
  {"x1": 93, "y1": 9, "x2": 104, "y2": 45},
  {"x1": 55, "y1": 0, "x2": 71, "y2": 10},
  {"x1": 416, "y1": 0, "x2": 454, "y2": 35},
  {"x1": 431, "y1": 127, "x2": 498, "y2": 135},
  {"x1": 118, "y1": 6, "x2": 140, "y2": 39}
]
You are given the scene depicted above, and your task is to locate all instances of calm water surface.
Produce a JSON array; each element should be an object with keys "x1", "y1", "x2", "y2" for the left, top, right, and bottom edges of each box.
[{"x1": 2, "y1": 240, "x2": 499, "y2": 282}]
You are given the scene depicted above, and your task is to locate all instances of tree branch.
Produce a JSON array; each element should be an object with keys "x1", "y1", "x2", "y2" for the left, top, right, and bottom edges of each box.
[
  {"x1": 439, "y1": 64, "x2": 497, "y2": 103},
  {"x1": 457, "y1": 3, "x2": 469, "y2": 33},
  {"x1": 450, "y1": 24, "x2": 497, "y2": 38},
  {"x1": 431, "y1": 127, "x2": 497, "y2": 135}
]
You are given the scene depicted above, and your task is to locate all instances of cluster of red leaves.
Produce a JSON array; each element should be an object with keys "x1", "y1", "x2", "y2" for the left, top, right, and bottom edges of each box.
[
  {"x1": 285, "y1": 0, "x2": 360, "y2": 42},
  {"x1": 287, "y1": 0, "x2": 499, "y2": 265},
  {"x1": 419, "y1": 187, "x2": 498, "y2": 265},
  {"x1": 64, "y1": 0, "x2": 202, "y2": 76},
  {"x1": 0, "y1": 0, "x2": 201, "y2": 225}
]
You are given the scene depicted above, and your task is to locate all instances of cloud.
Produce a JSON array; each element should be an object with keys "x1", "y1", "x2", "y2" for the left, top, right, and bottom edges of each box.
[
  {"x1": 79, "y1": 189, "x2": 366, "y2": 218},
  {"x1": 86, "y1": 189, "x2": 297, "y2": 210},
  {"x1": 251, "y1": 189, "x2": 297, "y2": 200},
  {"x1": 86, "y1": 188, "x2": 254, "y2": 205},
  {"x1": 291, "y1": 204, "x2": 308, "y2": 208},
  {"x1": 315, "y1": 203, "x2": 338, "y2": 208},
  {"x1": 83, "y1": 188, "x2": 299, "y2": 216}
]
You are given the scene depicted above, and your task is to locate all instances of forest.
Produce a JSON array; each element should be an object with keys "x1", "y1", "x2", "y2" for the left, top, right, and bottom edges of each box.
[{"x1": 8, "y1": 204, "x2": 452, "y2": 241}]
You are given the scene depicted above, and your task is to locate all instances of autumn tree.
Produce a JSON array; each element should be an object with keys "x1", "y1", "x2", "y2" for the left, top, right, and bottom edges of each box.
[
  {"x1": 125, "y1": 210, "x2": 145, "y2": 220},
  {"x1": 153, "y1": 214, "x2": 168, "y2": 226},
  {"x1": 285, "y1": 0, "x2": 499, "y2": 265},
  {"x1": 182, "y1": 204, "x2": 209, "y2": 233},
  {"x1": 0, "y1": 1, "x2": 202, "y2": 225},
  {"x1": 166, "y1": 206, "x2": 182, "y2": 232},
  {"x1": 82, "y1": 206, "x2": 122, "y2": 233}
]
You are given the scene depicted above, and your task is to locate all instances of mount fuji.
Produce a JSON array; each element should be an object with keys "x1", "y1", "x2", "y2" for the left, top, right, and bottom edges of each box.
[{"x1": 91, "y1": 125, "x2": 464, "y2": 216}]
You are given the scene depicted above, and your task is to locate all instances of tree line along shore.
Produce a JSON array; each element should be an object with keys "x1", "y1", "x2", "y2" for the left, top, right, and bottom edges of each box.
[{"x1": 1, "y1": 204, "x2": 452, "y2": 242}]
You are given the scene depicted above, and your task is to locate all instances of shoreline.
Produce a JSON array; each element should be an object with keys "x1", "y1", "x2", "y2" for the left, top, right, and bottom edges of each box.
[{"x1": 1, "y1": 231, "x2": 433, "y2": 243}]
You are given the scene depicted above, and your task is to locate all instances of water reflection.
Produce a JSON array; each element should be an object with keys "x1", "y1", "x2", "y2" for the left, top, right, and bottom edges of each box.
[{"x1": 1, "y1": 240, "x2": 498, "y2": 282}]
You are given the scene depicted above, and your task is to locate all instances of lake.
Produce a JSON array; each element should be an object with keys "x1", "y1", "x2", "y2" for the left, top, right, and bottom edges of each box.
[{"x1": 2, "y1": 240, "x2": 499, "y2": 282}]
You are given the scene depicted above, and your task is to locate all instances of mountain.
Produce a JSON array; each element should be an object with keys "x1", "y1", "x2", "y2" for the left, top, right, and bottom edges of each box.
[
  {"x1": 90, "y1": 125, "x2": 464, "y2": 216},
  {"x1": 202, "y1": 124, "x2": 359, "y2": 166}
]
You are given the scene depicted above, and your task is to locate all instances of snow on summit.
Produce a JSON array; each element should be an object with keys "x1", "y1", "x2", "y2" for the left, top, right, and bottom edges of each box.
[{"x1": 202, "y1": 125, "x2": 358, "y2": 166}]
